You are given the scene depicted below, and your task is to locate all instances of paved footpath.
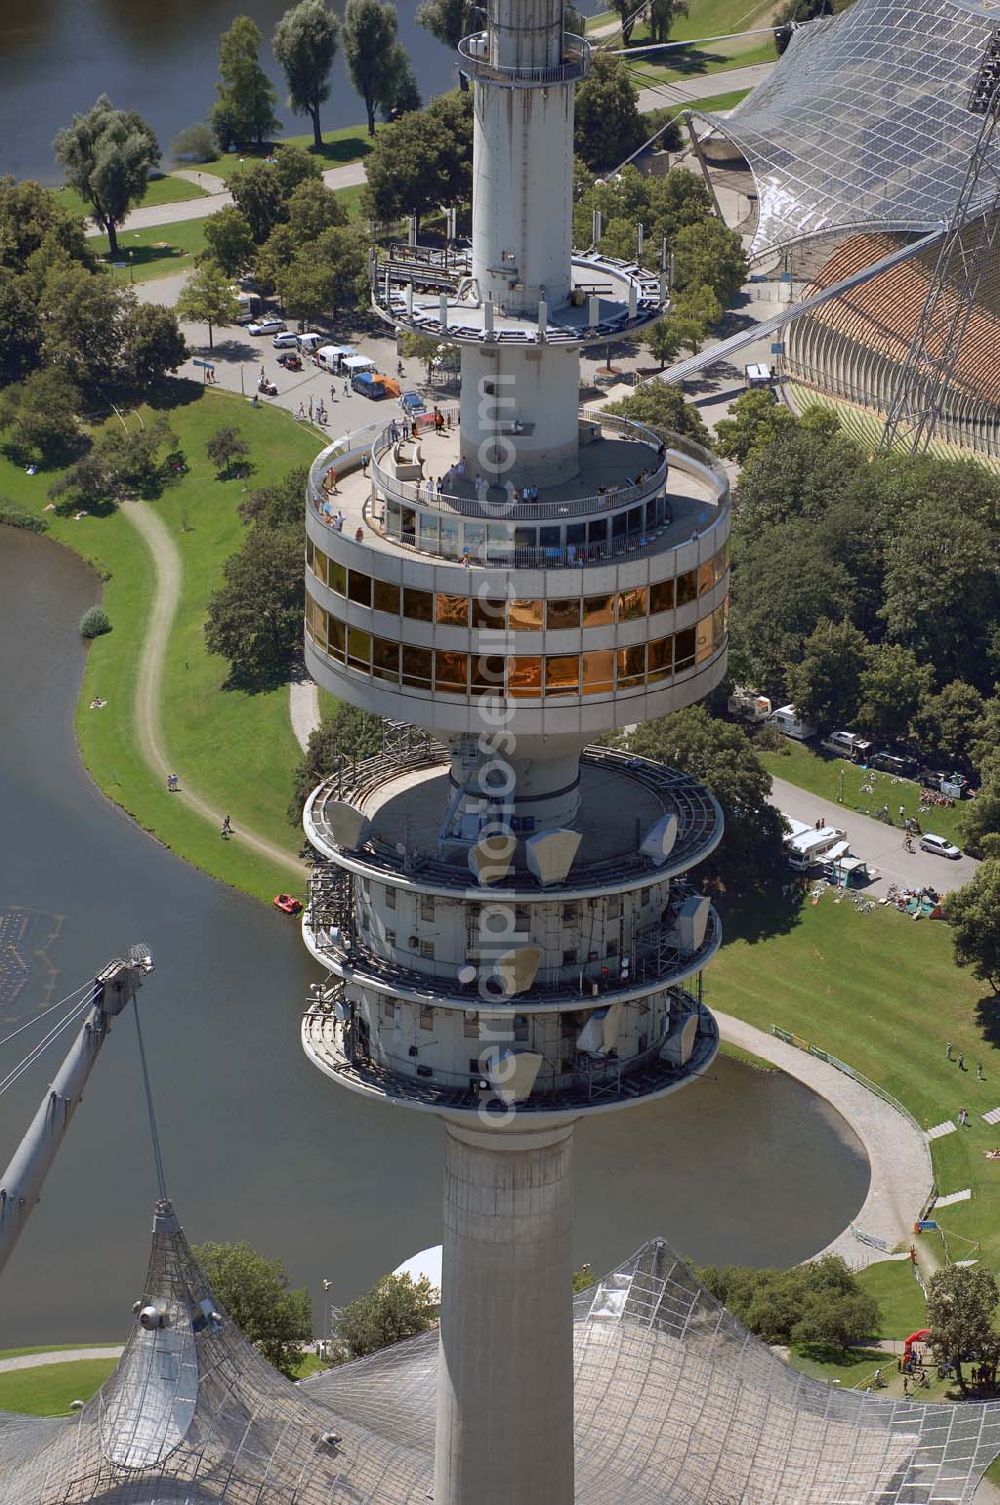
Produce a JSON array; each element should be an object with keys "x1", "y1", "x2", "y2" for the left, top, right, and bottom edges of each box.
[
  {"x1": 769, "y1": 774, "x2": 979, "y2": 897},
  {"x1": 636, "y1": 60, "x2": 774, "y2": 113},
  {"x1": 0, "y1": 1348, "x2": 123, "y2": 1375}
]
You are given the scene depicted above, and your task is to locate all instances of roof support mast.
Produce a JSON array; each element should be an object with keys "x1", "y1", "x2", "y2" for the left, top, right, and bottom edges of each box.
[{"x1": 879, "y1": 26, "x2": 1000, "y2": 454}]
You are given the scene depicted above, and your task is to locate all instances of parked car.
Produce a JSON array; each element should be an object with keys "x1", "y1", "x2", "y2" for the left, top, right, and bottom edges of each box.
[
  {"x1": 821, "y1": 730, "x2": 873, "y2": 762},
  {"x1": 272, "y1": 330, "x2": 299, "y2": 348},
  {"x1": 919, "y1": 833, "x2": 962, "y2": 859},
  {"x1": 247, "y1": 318, "x2": 286, "y2": 336},
  {"x1": 277, "y1": 351, "x2": 302, "y2": 371},
  {"x1": 297, "y1": 332, "x2": 324, "y2": 353},
  {"x1": 400, "y1": 391, "x2": 427, "y2": 416},
  {"x1": 870, "y1": 751, "x2": 919, "y2": 777}
]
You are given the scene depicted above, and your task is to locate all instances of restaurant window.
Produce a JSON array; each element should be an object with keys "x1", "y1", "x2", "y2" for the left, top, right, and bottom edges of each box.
[
  {"x1": 311, "y1": 545, "x2": 327, "y2": 588},
  {"x1": 582, "y1": 594, "x2": 615, "y2": 628},
  {"x1": 587, "y1": 517, "x2": 608, "y2": 548},
  {"x1": 327, "y1": 559, "x2": 346, "y2": 597},
  {"x1": 618, "y1": 586, "x2": 648, "y2": 622},
  {"x1": 419, "y1": 1005, "x2": 434, "y2": 1029},
  {"x1": 348, "y1": 569, "x2": 372, "y2": 608},
  {"x1": 347, "y1": 627, "x2": 371, "y2": 671},
  {"x1": 306, "y1": 596, "x2": 325, "y2": 647},
  {"x1": 713, "y1": 546, "x2": 728, "y2": 585},
  {"x1": 420, "y1": 895, "x2": 435, "y2": 922},
  {"x1": 513, "y1": 1015, "x2": 529, "y2": 1043},
  {"x1": 617, "y1": 644, "x2": 646, "y2": 687},
  {"x1": 402, "y1": 645, "x2": 433, "y2": 688},
  {"x1": 545, "y1": 655, "x2": 579, "y2": 695},
  {"x1": 581, "y1": 650, "x2": 614, "y2": 694},
  {"x1": 470, "y1": 655, "x2": 506, "y2": 693},
  {"x1": 372, "y1": 636, "x2": 400, "y2": 682},
  {"x1": 373, "y1": 578, "x2": 401, "y2": 615},
  {"x1": 509, "y1": 598, "x2": 543, "y2": 631},
  {"x1": 435, "y1": 650, "x2": 468, "y2": 693},
  {"x1": 676, "y1": 569, "x2": 697, "y2": 607},
  {"x1": 546, "y1": 597, "x2": 581, "y2": 631},
  {"x1": 508, "y1": 656, "x2": 542, "y2": 697},
  {"x1": 305, "y1": 536, "x2": 314, "y2": 570},
  {"x1": 472, "y1": 596, "x2": 507, "y2": 629},
  {"x1": 418, "y1": 514, "x2": 440, "y2": 551},
  {"x1": 695, "y1": 615, "x2": 713, "y2": 664},
  {"x1": 403, "y1": 587, "x2": 433, "y2": 622},
  {"x1": 712, "y1": 603, "x2": 726, "y2": 649},
  {"x1": 440, "y1": 516, "x2": 461, "y2": 557},
  {"x1": 698, "y1": 558, "x2": 715, "y2": 597},
  {"x1": 385, "y1": 886, "x2": 397, "y2": 911},
  {"x1": 648, "y1": 635, "x2": 673, "y2": 682},
  {"x1": 328, "y1": 616, "x2": 346, "y2": 660},
  {"x1": 674, "y1": 626, "x2": 696, "y2": 672},
  {"x1": 436, "y1": 593, "x2": 470, "y2": 627},
  {"x1": 650, "y1": 578, "x2": 674, "y2": 615}
]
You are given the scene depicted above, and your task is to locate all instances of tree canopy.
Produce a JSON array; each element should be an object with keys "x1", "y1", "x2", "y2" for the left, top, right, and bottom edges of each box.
[
  {"x1": 53, "y1": 95, "x2": 160, "y2": 258},
  {"x1": 193, "y1": 1240, "x2": 312, "y2": 1378},
  {"x1": 202, "y1": 205, "x2": 257, "y2": 276},
  {"x1": 699, "y1": 1255, "x2": 880, "y2": 1351},
  {"x1": 290, "y1": 703, "x2": 385, "y2": 821},
  {"x1": 336, "y1": 1273, "x2": 438, "y2": 1359},
  {"x1": 362, "y1": 93, "x2": 472, "y2": 231},
  {"x1": 574, "y1": 54, "x2": 645, "y2": 172},
  {"x1": 273, "y1": 0, "x2": 341, "y2": 149},
  {"x1": 603, "y1": 379, "x2": 710, "y2": 447},
  {"x1": 945, "y1": 860, "x2": 1000, "y2": 992},
  {"x1": 343, "y1": 0, "x2": 404, "y2": 136},
  {"x1": 926, "y1": 1264, "x2": 1000, "y2": 1392},
  {"x1": 176, "y1": 261, "x2": 241, "y2": 349},
  {"x1": 212, "y1": 16, "x2": 281, "y2": 150},
  {"x1": 416, "y1": 0, "x2": 477, "y2": 48}
]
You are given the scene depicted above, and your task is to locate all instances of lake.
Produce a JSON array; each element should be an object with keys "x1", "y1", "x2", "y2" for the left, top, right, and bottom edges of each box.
[{"x1": 0, "y1": 524, "x2": 869, "y2": 1345}]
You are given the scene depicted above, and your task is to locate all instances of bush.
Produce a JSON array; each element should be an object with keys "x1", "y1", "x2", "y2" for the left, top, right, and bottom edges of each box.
[
  {"x1": 80, "y1": 605, "x2": 111, "y2": 639},
  {"x1": 0, "y1": 498, "x2": 46, "y2": 533},
  {"x1": 171, "y1": 123, "x2": 218, "y2": 163}
]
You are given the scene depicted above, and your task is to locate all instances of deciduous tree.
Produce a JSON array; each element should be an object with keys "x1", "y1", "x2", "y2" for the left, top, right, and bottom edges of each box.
[
  {"x1": 714, "y1": 387, "x2": 795, "y2": 464},
  {"x1": 945, "y1": 861, "x2": 1000, "y2": 992},
  {"x1": 857, "y1": 642, "x2": 932, "y2": 745},
  {"x1": 285, "y1": 179, "x2": 347, "y2": 240},
  {"x1": 205, "y1": 526, "x2": 305, "y2": 685},
  {"x1": 0, "y1": 367, "x2": 84, "y2": 465},
  {"x1": 212, "y1": 16, "x2": 280, "y2": 151},
  {"x1": 574, "y1": 54, "x2": 645, "y2": 172},
  {"x1": 912, "y1": 681, "x2": 985, "y2": 771},
  {"x1": 203, "y1": 205, "x2": 257, "y2": 276},
  {"x1": 699, "y1": 1256, "x2": 879, "y2": 1351},
  {"x1": 362, "y1": 98, "x2": 472, "y2": 231},
  {"x1": 39, "y1": 261, "x2": 130, "y2": 385},
  {"x1": 337, "y1": 1273, "x2": 437, "y2": 1359},
  {"x1": 176, "y1": 261, "x2": 241, "y2": 349},
  {"x1": 119, "y1": 303, "x2": 188, "y2": 391},
  {"x1": 273, "y1": 0, "x2": 341, "y2": 150},
  {"x1": 648, "y1": 0, "x2": 689, "y2": 42},
  {"x1": 603, "y1": 378, "x2": 710, "y2": 446},
  {"x1": 230, "y1": 162, "x2": 287, "y2": 243},
  {"x1": 926, "y1": 1263, "x2": 1000, "y2": 1392},
  {"x1": 785, "y1": 618, "x2": 869, "y2": 731},
  {"x1": 206, "y1": 426, "x2": 252, "y2": 479},
  {"x1": 193, "y1": 1240, "x2": 312, "y2": 1378},
  {"x1": 53, "y1": 95, "x2": 160, "y2": 259},
  {"x1": 672, "y1": 215, "x2": 746, "y2": 304},
  {"x1": 343, "y1": 0, "x2": 403, "y2": 136},
  {"x1": 416, "y1": 0, "x2": 476, "y2": 49},
  {"x1": 290, "y1": 703, "x2": 384, "y2": 819}
]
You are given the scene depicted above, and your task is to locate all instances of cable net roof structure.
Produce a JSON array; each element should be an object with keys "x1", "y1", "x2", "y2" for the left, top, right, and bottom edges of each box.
[
  {"x1": 2, "y1": 1203, "x2": 1000, "y2": 1503},
  {"x1": 697, "y1": 0, "x2": 1000, "y2": 255}
]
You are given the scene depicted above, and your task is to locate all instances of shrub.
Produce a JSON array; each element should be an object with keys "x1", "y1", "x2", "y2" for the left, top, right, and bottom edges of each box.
[
  {"x1": 0, "y1": 499, "x2": 46, "y2": 533},
  {"x1": 80, "y1": 605, "x2": 111, "y2": 639},
  {"x1": 171, "y1": 123, "x2": 218, "y2": 163}
]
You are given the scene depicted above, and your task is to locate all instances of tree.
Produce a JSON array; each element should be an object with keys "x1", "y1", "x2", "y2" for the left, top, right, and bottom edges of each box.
[
  {"x1": 0, "y1": 177, "x2": 95, "y2": 274},
  {"x1": 205, "y1": 526, "x2": 305, "y2": 685},
  {"x1": 0, "y1": 269, "x2": 43, "y2": 384},
  {"x1": 238, "y1": 466, "x2": 309, "y2": 530},
  {"x1": 714, "y1": 388, "x2": 796, "y2": 465},
  {"x1": 48, "y1": 415, "x2": 177, "y2": 512},
  {"x1": 343, "y1": 0, "x2": 402, "y2": 137},
  {"x1": 644, "y1": 317, "x2": 682, "y2": 371},
  {"x1": 206, "y1": 426, "x2": 252, "y2": 479},
  {"x1": 603, "y1": 379, "x2": 710, "y2": 447},
  {"x1": 912, "y1": 681, "x2": 985, "y2": 770},
  {"x1": 610, "y1": 0, "x2": 642, "y2": 43},
  {"x1": 203, "y1": 205, "x2": 257, "y2": 276},
  {"x1": 80, "y1": 605, "x2": 111, "y2": 639},
  {"x1": 193, "y1": 1240, "x2": 311, "y2": 1378},
  {"x1": 945, "y1": 861, "x2": 1000, "y2": 991},
  {"x1": 273, "y1": 0, "x2": 341, "y2": 150},
  {"x1": 290, "y1": 703, "x2": 384, "y2": 820},
  {"x1": 362, "y1": 99, "x2": 472, "y2": 232},
  {"x1": 272, "y1": 142, "x2": 324, "y2": 197},
  {"x1": 230, "y1": 162, "x2": 287, "y2": 243},
  {"x1": 856, "y1": 642, "x2": 932, "y2": 746},
  {"x1": 119, "y1": 303, "x2": 188, "y2": 391},
  {"x1": 337, "y1": 1273, "x2": 437, "y2": 1359},
  {"x1": 926, "y1": 1263, "x2": 1000, "y2": 1393},
  {"x1": 276, "y1": 225, "x2": 367, "y2": 321},
  {"x1": 417, "y1": 0, "x2": 476, "y2": 49},
  {"x1": 574, "y1": 54, "x2": 645, "y2": 172},
  {"x1": 382, "y1": 45, "x2": 422, "y2": 118},
  {"x1": 39, "y1": 261, "x2": 130, "y2": 386},
  {"x1": 659, "y1": 283, "x2": 722, "y2": 359},
  {"x1": 0, "y1": 367, "x2": 83, "y2": 465},
  {"x1": 648, "y1": 0, "x2": 689, "y2": 42},
  {"x1": 400, "y1": 331, "x2": 442, "y2": 383},
  {"x1": 285, "y1": 179, "x2": 348, "y2": 240},
  {"x1": 672, "y1": 216, "x2": 747, "y2": 304},
  {"x1": 176, "y1": 261, "x2": 241, "y2": 349},
  {"x1": 961, "y1": 773, "x2": 1000, "y2": 860},
  {"x1": 698, "y1": 1256, "x2": 879, "y2": 1351},
  {"x1": 53, "y1": 95, "x2": 160, "y2": 259},
  {"x1": 785, "y1": 618, "x2": 869, "y2": 731},
  {"x1": 212, "y1": 16, "x2": 280, "y2": 151},
  {"x1": 170, "y1": 122, "x2": 217, "y2": 163},
  {"x1": 626, "y1": 706, "x2": 789, "y2": 896}
]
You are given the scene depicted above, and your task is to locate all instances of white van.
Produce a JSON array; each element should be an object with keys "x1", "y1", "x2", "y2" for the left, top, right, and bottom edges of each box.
[
  {"x1": 821, "y1": 729, "x2": 873, "y2": 761},
  {"x1": 786, "y1": 826, "x2": 848, "y2": 870},
  {"x1": 770, "y1": 704, "x2": 817, "y2": 740},
  {"x1": 298, "y1": 332, "x2": 324, "y2": 353},
  {"x1": 315, "y1": 344, "x2": 357, "y2": 374}
]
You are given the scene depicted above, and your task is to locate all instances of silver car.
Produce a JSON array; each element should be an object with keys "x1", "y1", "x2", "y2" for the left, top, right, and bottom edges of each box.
[{"x1": 919, "y1": 833, "x2": 962, "y2": 859}]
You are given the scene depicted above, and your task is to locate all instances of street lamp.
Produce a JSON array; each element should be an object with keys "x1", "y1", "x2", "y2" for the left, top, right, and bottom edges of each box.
[{"x1": 838, "y1": 765, "x2": 845, "y2": 803}]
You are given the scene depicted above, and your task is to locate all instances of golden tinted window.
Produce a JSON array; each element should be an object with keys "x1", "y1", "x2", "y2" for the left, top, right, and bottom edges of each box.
[
  {"x1": 618, "y1": 586, "x2": 648, "y2": 622},
  {"x1": 311, "y1": 546, "x2": 328, "y2": 587},
  {"x1": 470, "y1": 654, "x2": 506, "y2": 691},
  {"x1": 436, "y1": 593, "x2": 470, "y2": 627},
  {"x1": 582, "y1": 594, "x2": 614, "y2": 627},
  {"x1": 648, "y1": 636, "x2": 673, "y2": 682},
  {"x1": 435, "y1": 650, "x2": 468, "y2": 692},
  {"x1": 698, "y1": 559, "x2": 715, "y2": 597},
  {"x1": 581, "y1": 650, "x2": 614, "y2": 694},
  {"x1": 545, "y1": 655, "x2": 579, "y2": 693},
  {"x1": 546, "y1": 598, "x2": 581, "y2": 631},
  {"x1": 650, "y1": 578, "x2": 674, "y2": 615},
  {"x1": 373, "y1": 578, "x2": 401, "y2": 615},
  {"x1": 403, "y1": 587, "x2": 433, "y2": 622},
  {"x1": 509, "y1": 598, "x2": 543, "y2": 630},
  {"x1": 347, "y1": 627, "x2": 371, "y2": 668},
  {"x1": 676, "y1": 570, "x2": 697, "y2": 607},
  {"x1": 508, "y1": 657, "x2": 543, "y2": 697},
  {"x1": 348, "y1": 569, "x2": 372, "y2": 608},
  {"x1": 674, "y1": 626, "x2": 696, "y2": 670},
  {"x1": 401, "y1": 645, "x2": 433, "y2": 686},
  {"x1": 472, "y1": 596, "x2": 507, "y2": 629},
  {"x1": 328, "y1": 616, "x2": 346, "y2": 658},
  {"x1": 372, "y1": 637, "x2": 400, "y2": 681},
  {"x1": 617, "y1": 644, "x2": 646, "y2": 686}
]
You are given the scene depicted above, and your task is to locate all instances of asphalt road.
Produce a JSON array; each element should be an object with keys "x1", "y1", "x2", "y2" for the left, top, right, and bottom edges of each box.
[{"x1": 769, "y1": 774, "x2": 979, "y2": 897}]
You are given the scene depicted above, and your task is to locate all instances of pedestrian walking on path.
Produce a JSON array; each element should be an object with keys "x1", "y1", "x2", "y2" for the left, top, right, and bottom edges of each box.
[
  {"x1": 958, "y1": 1053, "x2": 966, "y2": 1071},
  {"x1": 221, "y1": 814, "x2": 232, "y2": 839},
  {"x1": 947, "y1": 1042, "x2": 954, "y2": 1060},
  {"x1": 978, "y1": 1061, "x2": 985, "y2": 1080}
]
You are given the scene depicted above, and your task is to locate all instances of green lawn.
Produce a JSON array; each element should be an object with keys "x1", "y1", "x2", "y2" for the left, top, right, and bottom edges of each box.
[
  {"x1": 0, "y1": 1360, "x2": 117, "y2": 1416},
  {"x1": 628, "y1": 37, "x2": 776, "y2": 87},
  {"x1": 589, "y1": 0, "x2": 776, "y2": 39},
  {"x1": 759, "y1": 738, "x2": 968, "y2": 845},
  {"x1": 55, "y1": 176, "x2": 207, "y2": 223},
  {"x1": 0, "y1": 1344, "x2": 119, "y2": 1362},
  {"x1": 1, "y1": 385, "x2": 322, "y2": 902},
  {"x1": 91, "y1": 219, "x2": 208, "y2": 284},
  {"x1": 658, "y1": 86, "x2": 752, "y2": 119},
  {"x1": 183, "y1": 122, "x2": 372, "y2": 182}
]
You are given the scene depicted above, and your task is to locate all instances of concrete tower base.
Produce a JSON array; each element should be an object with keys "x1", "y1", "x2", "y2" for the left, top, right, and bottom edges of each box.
[{"x1": 434, "y1": 1120, "x2": 577, "y2": 1505}]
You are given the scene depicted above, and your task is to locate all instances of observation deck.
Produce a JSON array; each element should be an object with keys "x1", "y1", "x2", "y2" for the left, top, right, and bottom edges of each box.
[
  {"x1": 301, "y1": 985, "x2": 718, "y2": 1120},
  {"x1": 303, "y1": 746, "x2": 724, "y2": 900},
  {"x1": 370, "y1": 244, "x2": 664, "y2": 346},
  {"x1": 457, "y1": 30, "x2": 590, "y2": 86}
]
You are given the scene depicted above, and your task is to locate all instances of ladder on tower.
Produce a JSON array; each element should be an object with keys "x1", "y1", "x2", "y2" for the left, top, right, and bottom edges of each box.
[{"x1": 879, "y1": 26, "x2": 1000, "y2": 455}]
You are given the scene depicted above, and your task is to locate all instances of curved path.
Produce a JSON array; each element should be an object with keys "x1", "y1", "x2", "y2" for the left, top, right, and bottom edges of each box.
[
  {"x1": 121, "y1": 500, "x2": 304, "y2": 880},
  {"x1": 717, "y1": 1012, "x2": 935, "y2": 1270},
  {"x1": 0, "y1": 1348, "x2": 123, "y2": 1375}
]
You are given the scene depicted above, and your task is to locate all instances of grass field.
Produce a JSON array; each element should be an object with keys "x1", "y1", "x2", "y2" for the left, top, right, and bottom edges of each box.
[
  {"x1": 0, "y1": 1360, "x2": 118, "y2": 1416},
  {"x1": 91, "y1": 219, "x2": 208, "y2": 284},
  {"x1": 628, "y1": 37, "x2": 775, "y2": 86},
  {"x1": 55, "y1": 176, "x2": 207, "y2": 223},
  {"x1": 659, "y1": 86, "x2": 752, "y2": 118},
  {"x1": 183, "y1": 122, "x2": 372, "y2": 182},
  {"x1": 1, "y1": 385, "x2": 322, "y2": 901},
  {"x1": 0, "y1": 1345, "x2": 119, "y2": 1362},
  {"x1": 760, "y1": 738, "x2": 969, "y2": 846}
]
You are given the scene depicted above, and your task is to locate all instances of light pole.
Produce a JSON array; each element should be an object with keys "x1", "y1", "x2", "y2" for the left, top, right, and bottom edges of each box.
[{"x1": 838, "y1": 765, "x2": 845, "y2": 803}]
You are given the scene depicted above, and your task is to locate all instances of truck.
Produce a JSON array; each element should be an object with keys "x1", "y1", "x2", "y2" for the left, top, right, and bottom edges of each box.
[
  {"x1": 785, "y1": 825, "x2": 849, "y2": 870},
  {"x1": 770, "y1": 704, "x2": 817, "y2": 741},
  {"x1": 821, "y1": 729, "x2": 874, "y2": 762},
  {"x1": 745, "y1": 362, "x2": 774, "y2": 389},
  {"x1": 727, "y1": 687, "x2": 773, "y2": 724}
]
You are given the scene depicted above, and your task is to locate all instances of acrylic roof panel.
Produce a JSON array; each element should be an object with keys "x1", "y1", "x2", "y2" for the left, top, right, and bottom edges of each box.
[{"x1": 699, "y1": 0, "x2": 1000, "y2": 254}]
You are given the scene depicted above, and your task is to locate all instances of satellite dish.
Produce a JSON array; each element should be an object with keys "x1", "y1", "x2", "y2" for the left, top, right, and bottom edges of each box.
[{"x1": 524, "y1": 829, "x2": 581, "y2": 886}]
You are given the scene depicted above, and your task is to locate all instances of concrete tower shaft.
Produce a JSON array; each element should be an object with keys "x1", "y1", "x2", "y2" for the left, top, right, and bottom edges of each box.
[{"x1": 488, "y1": 0, "x2": 565, "y2": 68}]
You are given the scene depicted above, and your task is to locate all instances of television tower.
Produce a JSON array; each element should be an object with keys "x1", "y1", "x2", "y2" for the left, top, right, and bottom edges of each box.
[{"x1": 300, "y1": 0, "x2": 731, "y2": 1499}]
